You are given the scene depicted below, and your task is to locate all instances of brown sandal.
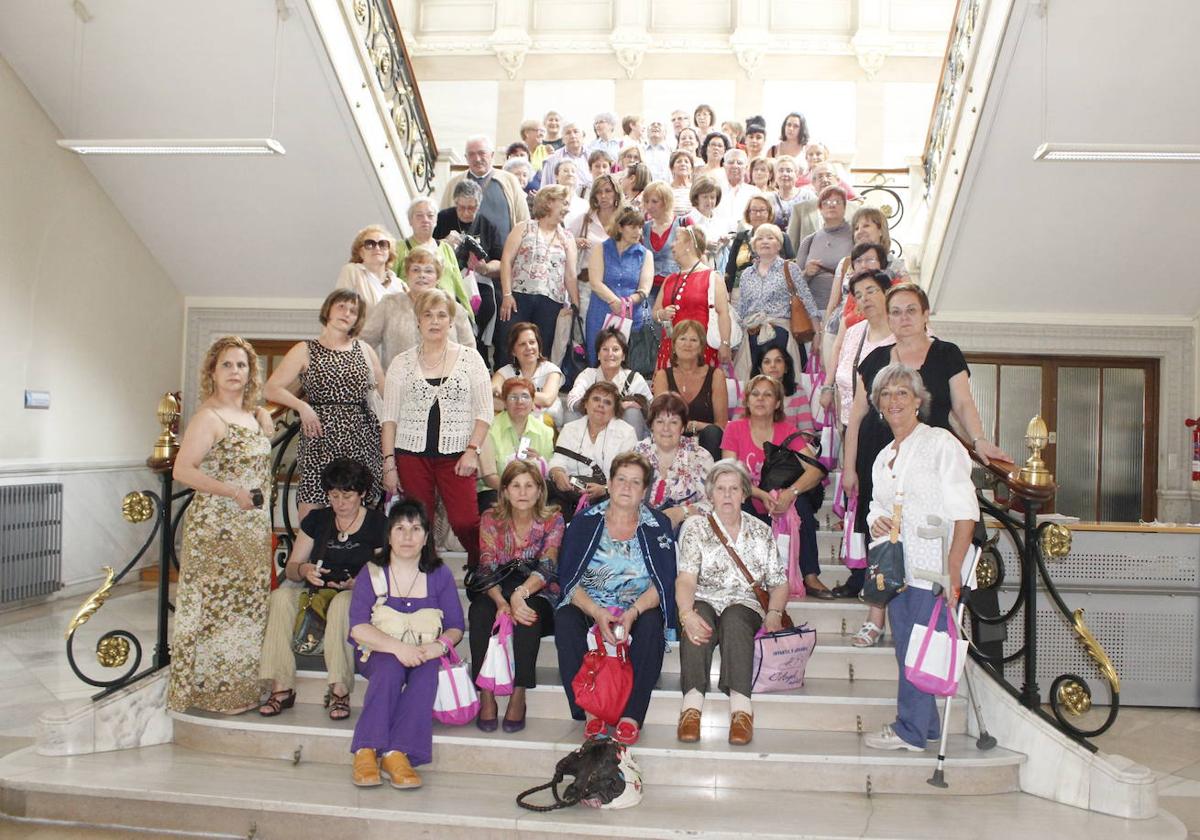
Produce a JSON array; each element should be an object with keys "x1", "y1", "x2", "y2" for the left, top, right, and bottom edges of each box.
[
  {"x1": 327, "y1": 689, "x2": 351, "y2": 720},
  {"x1": 259, "y1": 689, "x2": 295, "y2": 717}
]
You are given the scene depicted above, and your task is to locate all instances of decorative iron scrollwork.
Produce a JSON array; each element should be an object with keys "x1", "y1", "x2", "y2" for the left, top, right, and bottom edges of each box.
[{"x1": 923, "y1": 0, "x2": 982, "y2": 199}]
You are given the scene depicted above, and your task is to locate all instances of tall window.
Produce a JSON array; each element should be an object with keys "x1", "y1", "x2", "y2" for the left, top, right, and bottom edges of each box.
[{"x1": 966, "y1": 355, "x2": 1158, "y2": 522}]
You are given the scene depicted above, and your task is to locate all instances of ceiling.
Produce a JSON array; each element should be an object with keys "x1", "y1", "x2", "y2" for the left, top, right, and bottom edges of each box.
[
  {"x1": 0, "y1": 0, "x2": 395, "y2": 299},
  {"x1": 931, "y1": 0, "x2": 1200, "y2": 320}
]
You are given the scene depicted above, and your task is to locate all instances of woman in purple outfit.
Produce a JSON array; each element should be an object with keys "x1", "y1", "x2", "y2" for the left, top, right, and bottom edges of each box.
[{"x1": 347, "y1": 499, "x2": 465, "y2": 790}]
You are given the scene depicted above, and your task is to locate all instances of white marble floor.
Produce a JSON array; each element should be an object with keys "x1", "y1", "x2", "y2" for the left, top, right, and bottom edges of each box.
[{"x1": 0, "y1": 583, "x2": 1197, "y2": 838}]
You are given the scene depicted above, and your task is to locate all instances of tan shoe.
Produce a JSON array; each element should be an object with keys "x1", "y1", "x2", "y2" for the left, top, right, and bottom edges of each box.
[
  {"x1": 728, "y1": 711, "x2": 754, "y2": 746},
  {"x1": 676, "y1": 708, "x2": 702, "y2": 743},
  {"x1": 380, "y1": 751, "x2": 423, "y2": 789},
  {"x1": 352, "y1": 748, "x2": 381, "y2": 787}
]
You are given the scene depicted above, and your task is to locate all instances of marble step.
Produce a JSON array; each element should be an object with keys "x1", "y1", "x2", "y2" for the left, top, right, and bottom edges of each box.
[
  {"x1": 4, "y1": 743, "x2": 1182, "y2": 840},
  {"x1": 291, "y1": 668, "x2": 967, "y2": 734},
  {"x1": 172, "y1": 703, "x2": 1018, "y2": 796}
]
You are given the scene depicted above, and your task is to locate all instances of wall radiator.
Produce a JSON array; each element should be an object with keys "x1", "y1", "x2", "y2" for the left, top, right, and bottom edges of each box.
[{"x1": 0, "y1": 483, "x2": 64, "y2": 604}]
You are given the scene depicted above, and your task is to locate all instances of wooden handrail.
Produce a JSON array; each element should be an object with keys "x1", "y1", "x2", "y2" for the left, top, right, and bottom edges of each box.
[{"x1": 955, "y1": 429, "x2": 1057, "y2": 504}]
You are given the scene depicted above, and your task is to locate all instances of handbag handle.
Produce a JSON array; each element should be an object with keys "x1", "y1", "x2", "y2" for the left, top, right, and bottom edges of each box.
[
  {"x1": 589, "y1": 623, "x2": 629, "y2": 661},
  {"x1": 912, "y1": 597, "x2": 959, "y2": 676}
]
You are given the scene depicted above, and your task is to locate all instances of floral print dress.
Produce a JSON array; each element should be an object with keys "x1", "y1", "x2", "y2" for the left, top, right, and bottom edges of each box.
[{"x1": 168, "y1": 417, "x2": 272, "y2": 713}]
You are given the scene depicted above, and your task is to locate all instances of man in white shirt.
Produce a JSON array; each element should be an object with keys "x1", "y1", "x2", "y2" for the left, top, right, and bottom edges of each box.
[
  {"x1": 642, "y1": 120, "x2": 672, "y2": 182},
  {"x1": 540, "y1": 123, "x2": 592, "y2": 190},
  {"x1": 715, "y1": 148, "x2": 756, "y2": 230}
]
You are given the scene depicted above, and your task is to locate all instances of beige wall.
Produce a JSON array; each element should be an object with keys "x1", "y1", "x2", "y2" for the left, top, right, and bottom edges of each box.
[{"x1": 0, "y1": 55, "x2": 183, "y2": 464}]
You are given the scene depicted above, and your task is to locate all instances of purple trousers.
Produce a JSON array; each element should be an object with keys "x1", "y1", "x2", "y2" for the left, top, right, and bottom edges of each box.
[{"x1": 350, "y1": 651, "x2": 440, "y2": 766}]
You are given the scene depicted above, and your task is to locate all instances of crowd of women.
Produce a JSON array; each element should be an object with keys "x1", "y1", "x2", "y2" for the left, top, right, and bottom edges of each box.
[{"x1": 164, "y1": 103, "x2": 1008, "y2": 790}]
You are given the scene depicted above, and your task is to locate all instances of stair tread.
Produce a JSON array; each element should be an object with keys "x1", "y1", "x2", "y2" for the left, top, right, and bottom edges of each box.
[
  {"x1": 0, "y1": 743, "x2": 1176, "y2": 840},
  {"x1": 173, "y1": 703, "x2": 1017, "y2": 766}
]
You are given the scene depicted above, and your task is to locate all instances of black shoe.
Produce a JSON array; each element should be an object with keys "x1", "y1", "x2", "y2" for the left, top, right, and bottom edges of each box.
[
  {"x1": 809, "y1": 587, "x2": 836, "y2": 600},
  {"x1": 831, "y1": 584, "x2": 861, "y2": 599}
]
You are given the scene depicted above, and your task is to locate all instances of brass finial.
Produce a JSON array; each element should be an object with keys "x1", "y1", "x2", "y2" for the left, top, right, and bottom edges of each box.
[
  {"x1": 147, "y1": 392, "x2": 181, "y2": 472},
  {"x1": 1019, "y1": 414, "x2": 1053, "y2": 486}
]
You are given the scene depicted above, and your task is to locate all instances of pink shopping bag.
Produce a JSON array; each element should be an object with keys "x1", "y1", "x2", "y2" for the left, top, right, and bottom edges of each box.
[
  {"x1": 752, "y1": 624, "x2": 817, "y2": 692},
  {"x1": 475, "y1": 612, "x2": 515, "y2": 696}
]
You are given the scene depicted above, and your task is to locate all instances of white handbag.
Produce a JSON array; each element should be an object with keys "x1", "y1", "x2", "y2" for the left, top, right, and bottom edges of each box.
[
  {"x1": 904, "y1": 597, "x2": 968, "y2": 697},
  {"x1": 475, "y1": 613, "x2": 516, "y2": 696},
  {"x1": 705, "y1": 272, "x2": 743, "y2": 349}
]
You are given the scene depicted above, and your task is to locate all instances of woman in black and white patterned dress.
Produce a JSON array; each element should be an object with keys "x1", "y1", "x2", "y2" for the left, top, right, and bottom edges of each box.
[{"x1": 265, "y1": 289, "x2": 386, "y2": 520}]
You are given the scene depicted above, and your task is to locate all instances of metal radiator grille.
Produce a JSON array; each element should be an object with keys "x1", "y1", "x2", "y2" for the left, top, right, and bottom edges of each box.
[
  {"x1": 0, "y1": 483, "x2": 64, "y2": 604},
  {"x1": 996, "y1": 532, "x2": 1200, "y2": 588}
]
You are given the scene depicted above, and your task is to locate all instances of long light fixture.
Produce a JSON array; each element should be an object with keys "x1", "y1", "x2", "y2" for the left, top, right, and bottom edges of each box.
[
  {"x1": 57, "y1": 138, "x2": 286, "y2": 156},
  {"x1": 1033, "y1": 143, "x2": 1200, "y2": 162}
]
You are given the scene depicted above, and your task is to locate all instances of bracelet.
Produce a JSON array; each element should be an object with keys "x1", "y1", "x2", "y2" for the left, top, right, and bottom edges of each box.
[
  {"x1": 970, "y1": 436, "x2": 984, "y2": 449},
  {"x1": 720, "y1": 340, "x2": 730, "y2": 347},
  {"x1": 515, "y1": 586, "x2": 530, "y2": 599},
  {"x1": 435, "y1": 635, "x2": 453, "y2": 656},
  {"x1": 678, "y1": 608, "x2": 694, "y2": 622},
  {"x1": 820, "y1": 385, "x2": 835, "y2": 393},
  {"x1": 383, "y1": 454, "x2": 395, "y2": 462},
  {"x1": 767, "y1": 608, "x2": 783, "y2": 616},
  {"x1": 466, "y1": 444, "x2": 480, "y2": 453}
]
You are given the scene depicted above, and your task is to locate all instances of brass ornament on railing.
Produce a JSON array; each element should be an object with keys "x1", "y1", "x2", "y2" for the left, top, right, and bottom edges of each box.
[
  {"x1": 66, "y1": 566, "x2": 117, "y2": 639},
  {"x1": 1056, "y1": 678, "x2": 1092, "y2": 716},
  {"x1": 97, "y1": 634, "x2": 131, "y2": 668},
  {"x1": 1039, "y1": 522, "x2": 1072, "y2": 559},
  {"x1": 975, "y1": 550, "x2": 1000, "y2": 589},
  {"x1": 1019, "y1": 415, "x2": 1053, "y2": 486},
  {"x1": 1072, "y1": 608, "x2": 1121, "y2": 693},
  {"x1": 147, "y1": 392, "x2": 181, "y2": 470},
  {"x1": 122, "y1": 491, "x2": 154, "y2": 524}
]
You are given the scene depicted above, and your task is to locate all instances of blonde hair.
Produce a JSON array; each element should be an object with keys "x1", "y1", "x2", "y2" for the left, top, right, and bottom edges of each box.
[
  {"x1": 413, "y1": 287, "x2": 457, "y2": 321},
  {"x1": 743, "y1": 374, "x2": 785, "y2": 422},
  {"x1": 402, "y1": 246, "x2": 443, "y2": 276},
  {"x1": 750, "y1": 222, "x2": 785, "y2": 249},
  {"x1": 641, "y1": 180, "x2": 674, "y2": 217},
  {"x1": 199, "y1": 336, "x2": 262, "y2": 411},
  {"x1": 494, "y1": 460, "x2": 558, "y2": 522},
  {"x1": 532, "y1": 184, "x2": 570, "y2": 219}
]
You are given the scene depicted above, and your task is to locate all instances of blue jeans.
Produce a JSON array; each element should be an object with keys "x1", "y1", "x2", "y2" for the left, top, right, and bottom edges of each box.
[
  {"x1": 887, "y1": 585, "x2": 950, "y2": 748},
  {"x1": 496, "y1": 292, "x2": 562, "y2": 369}
]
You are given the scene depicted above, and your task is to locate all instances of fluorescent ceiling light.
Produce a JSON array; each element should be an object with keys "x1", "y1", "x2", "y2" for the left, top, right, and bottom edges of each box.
[
  {"x1": 1033, "y1": 143, "x2": 1200, "y2": 162},
  {"x1": 57, "y1": 138, "x2": 286, "y2": 156}
]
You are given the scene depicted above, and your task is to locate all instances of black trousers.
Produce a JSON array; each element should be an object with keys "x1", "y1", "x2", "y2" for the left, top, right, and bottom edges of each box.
[
  {"x1": 555, "y1": 603, "x2": 665, "y2": 726},
  {"x1": 468, "y1": 594, "x2": 555, "y2": 689}
]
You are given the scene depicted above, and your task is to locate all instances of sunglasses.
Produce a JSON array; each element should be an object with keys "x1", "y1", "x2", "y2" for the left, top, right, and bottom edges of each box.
[{"x1": 361, "y1": 239, "x2": 390, "y2": 250}]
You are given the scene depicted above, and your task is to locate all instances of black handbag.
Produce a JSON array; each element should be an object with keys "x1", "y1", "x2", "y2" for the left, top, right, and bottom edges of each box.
[
  {"x1": 627, "y1": 301, "x2": 661, "y2": 378},
  {"x1": 517, "y1": 736, "x2": 643, "y2": 811},
  {"x1": 864, "y1": 464, "x2": 911, "y2": 607},
  {"x1": 759, "y1": 431, "x2": 828, "y2": 510},
  {"x1": 559, "y1": 307, "x2": 589, "y2": 391}
]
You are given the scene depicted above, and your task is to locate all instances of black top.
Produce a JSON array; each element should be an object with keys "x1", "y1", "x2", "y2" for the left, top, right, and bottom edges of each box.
[
  {"x1": 300, "y1": 507, "x2": 387, "y2": 588},
  {"x1": 857, "y1": 338, "x2": 969, "y2": 431},
  {"x1": 667, "y1": 366, "x2": 717, "y2": 424},
  {"x1": 433, "y1": 207, "x2": 503, "y2": 268},
  {"x1": 724, "y1": 228, "x2": 795, "y2": 293}
]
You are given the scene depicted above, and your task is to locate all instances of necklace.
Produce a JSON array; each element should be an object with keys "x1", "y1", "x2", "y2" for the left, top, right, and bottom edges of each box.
[
  {"x1": 419, "y1": 341, "x2": 453, "y2": 404},
  {"x1": 335, "y1": 508, "x2": 364, "y2": 542}
]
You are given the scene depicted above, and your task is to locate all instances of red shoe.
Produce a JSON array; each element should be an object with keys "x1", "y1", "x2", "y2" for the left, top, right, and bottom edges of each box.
[
  {"x1": 584, "y1": 718, "x2": 608, "y2": 739},
  {"x1": 614, "y1": 720, "x2": 640, "y2": 746}
]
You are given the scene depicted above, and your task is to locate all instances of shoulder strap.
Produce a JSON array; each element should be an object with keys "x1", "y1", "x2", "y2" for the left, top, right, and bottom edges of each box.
[
  {"x1": 851, "y1": 325, "x2": 871, "y2": 399},
  {"x1": 369, "y1": 564, "x2": 388, "y2": 601},
  {"x1": 707, "y1": 515, "x2": 757, "y2": 589},
  {"x1": 782, "y1": 261, "x2": 798, "y2": 296},
  {"x1": 553, "y1": 444, "x2": 595, "y2": 469}
]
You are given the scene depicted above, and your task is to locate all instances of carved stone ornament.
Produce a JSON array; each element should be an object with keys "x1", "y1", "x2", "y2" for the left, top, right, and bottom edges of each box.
[
  {"x1": 613, "y1": 44, "x2": 646, "y2": 79},
  {"x1": 492, "y1": 42, "x2": 529, "y2": 79},
  {"x1": 733, "y1": 46, "x2": 764, "y2": 79},
  {"x1": 855, "y1": 47, "x2": 887, "y2": 80}
]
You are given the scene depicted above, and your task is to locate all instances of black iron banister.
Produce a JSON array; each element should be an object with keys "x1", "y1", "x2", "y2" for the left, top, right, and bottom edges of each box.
[{"x1": 963, "y1": 437, "x2": 1120, "y2": 746}]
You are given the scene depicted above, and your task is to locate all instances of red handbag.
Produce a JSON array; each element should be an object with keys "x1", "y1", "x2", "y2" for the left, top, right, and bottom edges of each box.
[{"x1": 571, "y1": 626, "x2": 633, "y2": 726}]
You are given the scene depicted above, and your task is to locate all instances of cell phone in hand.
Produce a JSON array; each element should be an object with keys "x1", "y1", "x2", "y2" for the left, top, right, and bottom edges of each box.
[{"x1": 249, "y1": 489, "x2": 264, "y2": 508}]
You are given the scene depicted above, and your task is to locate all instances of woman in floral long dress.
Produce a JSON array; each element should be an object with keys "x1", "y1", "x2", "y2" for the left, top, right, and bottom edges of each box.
[{"x1": 169, "y1": 336, "x2": 275, "y2": 714}]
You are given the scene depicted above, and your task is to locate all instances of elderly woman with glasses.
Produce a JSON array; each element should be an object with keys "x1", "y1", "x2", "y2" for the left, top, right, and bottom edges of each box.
[
  {"x1": 336, "y1": 225, "x2": 402, "y2": 306},
  {"x1": 675, "y1": 460, "x2": 788, "y2": 746},
  {"x1": 477, "y1": 377, "x2": 555, "y2": 511},
  {"x1": 555, "y1": 452, "x2": 677, "y2": 746},
  {"x1": 633, "y1": 393, "x2": 714, "y2": 528},
  {"x1": 392, "y1": 198, "x2": 473, "y2": 318},
  {"x1": 549, "y1": 380, "x2": 639, "y2": 519}
]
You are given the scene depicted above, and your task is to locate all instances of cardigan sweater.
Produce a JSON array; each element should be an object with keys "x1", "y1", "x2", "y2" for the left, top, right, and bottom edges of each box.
[{"x1": 382, "y1": 343, "x2": 493, "y2": 455}]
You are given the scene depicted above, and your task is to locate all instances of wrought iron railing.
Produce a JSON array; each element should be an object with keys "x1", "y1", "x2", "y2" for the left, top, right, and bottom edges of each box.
[
  {"x1": 64, "y1": 395, "x2": 301, "y2": 699},
  {"x1": 346, "y1": 0, "x2": 439, "y2": 195},
  {"x1": 964, "y1": 416, "x2": 1120, "y2": 746},
  {"x1": 922, "y1": 0, "x2": 982, "y2": 200}
]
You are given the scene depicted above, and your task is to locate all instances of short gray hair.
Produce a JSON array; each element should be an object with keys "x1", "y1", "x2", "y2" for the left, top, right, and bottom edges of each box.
[
  {"x1": 704, "y1": 459, "x2": 752, "y2": 501},
  {"x1": 869, "y1": 363, "x2": 931, "y2": 420},
  {"x1": 464, "y1": 134, "x2": 493, "y2": 153},
  {"x1": 407, "y1": 197, "x2": 438, "y2": 220},
  {"x1": 593, "y1": 111, "x2": 617, "y2": 127},
  {"x1": 503, "y1": 158, "x2": 531, "y2": 177},
  {"x1": 451, "y1": 179, "x2": 483, "y2": 204},
  {"x1": 723, "y1": 148, "x2": 748, "y2": 165}
]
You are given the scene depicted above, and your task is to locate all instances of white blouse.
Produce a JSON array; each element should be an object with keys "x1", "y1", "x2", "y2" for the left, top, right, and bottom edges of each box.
[
  {"x1": 382, "y1": 344, "x2": 493, "y2": 454},
  {"x1": 866, "y1": 424, "x2": 980, "y2": 590},
  {"x1": 549, "y1": 417, "x2": 639, "y2": 480},
  {"x1": 565, "y1": 367, "x2": 653, "y2": 414}
]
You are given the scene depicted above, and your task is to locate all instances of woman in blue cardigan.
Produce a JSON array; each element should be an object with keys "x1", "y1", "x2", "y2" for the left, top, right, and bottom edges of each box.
[{"x1": 555, "y1": 451, "x2": 677, "y2": 746}]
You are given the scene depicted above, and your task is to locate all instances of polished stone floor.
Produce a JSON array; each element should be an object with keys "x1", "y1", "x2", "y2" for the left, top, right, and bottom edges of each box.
[{"x1": 0, "y1": 583, "x2": 1196, "y2": 838}]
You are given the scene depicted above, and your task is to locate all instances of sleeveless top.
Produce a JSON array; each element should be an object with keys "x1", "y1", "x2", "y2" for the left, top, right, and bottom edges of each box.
[
  {"x1": 666, "y1": 366, "x2": 716, "y2": 424},
  {"x1": 511, "y1": 220, "x2": 568, "y2": 302},
  {"x1": 643, "y1": 219, "x2": 681, "y2": 279}
]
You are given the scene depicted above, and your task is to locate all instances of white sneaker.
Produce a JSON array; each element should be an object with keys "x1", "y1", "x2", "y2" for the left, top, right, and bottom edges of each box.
[{"x1": 863, "y1": 724, "x2": 924, "y2": 752}]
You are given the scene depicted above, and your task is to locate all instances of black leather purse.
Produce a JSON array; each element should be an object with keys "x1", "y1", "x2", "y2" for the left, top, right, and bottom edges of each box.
[{"x1": 759, "y1": 431, "x2": 828, "y2": 510}]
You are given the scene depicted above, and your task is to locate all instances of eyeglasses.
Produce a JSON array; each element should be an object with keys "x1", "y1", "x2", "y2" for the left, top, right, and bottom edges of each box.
[
  {"x1": 506, "y1": 392, "x2": 533, "y2": 402},
  {"x1": 361, "y1": 239, "x2": 390, "y2": 250},
  {"x1": 820, "y1": 198, "x2": 844, "y2": 207}
]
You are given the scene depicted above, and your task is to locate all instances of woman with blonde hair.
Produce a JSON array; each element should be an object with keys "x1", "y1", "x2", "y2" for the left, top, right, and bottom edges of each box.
[
  {"x1": 169, "y1": 336, "x2": 275, "y2": 714},
  {"x1": 497, "y1": 183, "x2": 580, "y2": 369},
  {"x1": 336, "y1": 224, "x2": 401, "y2": 306},
  {"x1": 642, "y1": 181, "x2": 681, "y2": 293},
  {"x1": 266, "y1": 290, "x2": 385, "y2": 522},
  {"x1": 469, "y1": 460, "x2": 565, "y2": 732}
]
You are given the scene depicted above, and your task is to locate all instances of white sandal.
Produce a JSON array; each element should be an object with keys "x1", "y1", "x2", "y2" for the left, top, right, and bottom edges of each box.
[{"x1": 851, "y1": 621, "x2": 884, "y2": 648}]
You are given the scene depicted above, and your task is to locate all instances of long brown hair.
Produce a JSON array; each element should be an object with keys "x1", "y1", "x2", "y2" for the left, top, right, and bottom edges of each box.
[{"x1": 493, "y1": 460, "x2": 559, "y2": 522}]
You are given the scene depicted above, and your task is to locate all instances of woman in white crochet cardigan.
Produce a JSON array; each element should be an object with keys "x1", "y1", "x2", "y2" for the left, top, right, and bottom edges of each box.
[{"x1": 380, "y1": 288, "x2": 492, "y2": 569}]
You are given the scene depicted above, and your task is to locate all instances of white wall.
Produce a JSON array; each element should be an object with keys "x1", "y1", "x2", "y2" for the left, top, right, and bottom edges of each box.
[{"x1": 0, "y1": 56, "x2": 184, "y2": 587}]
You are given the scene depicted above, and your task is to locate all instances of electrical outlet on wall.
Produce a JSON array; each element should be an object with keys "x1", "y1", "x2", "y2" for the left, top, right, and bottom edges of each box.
[{"x1": 24, "y1": 390, "x2": 50, "y2": 410}]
